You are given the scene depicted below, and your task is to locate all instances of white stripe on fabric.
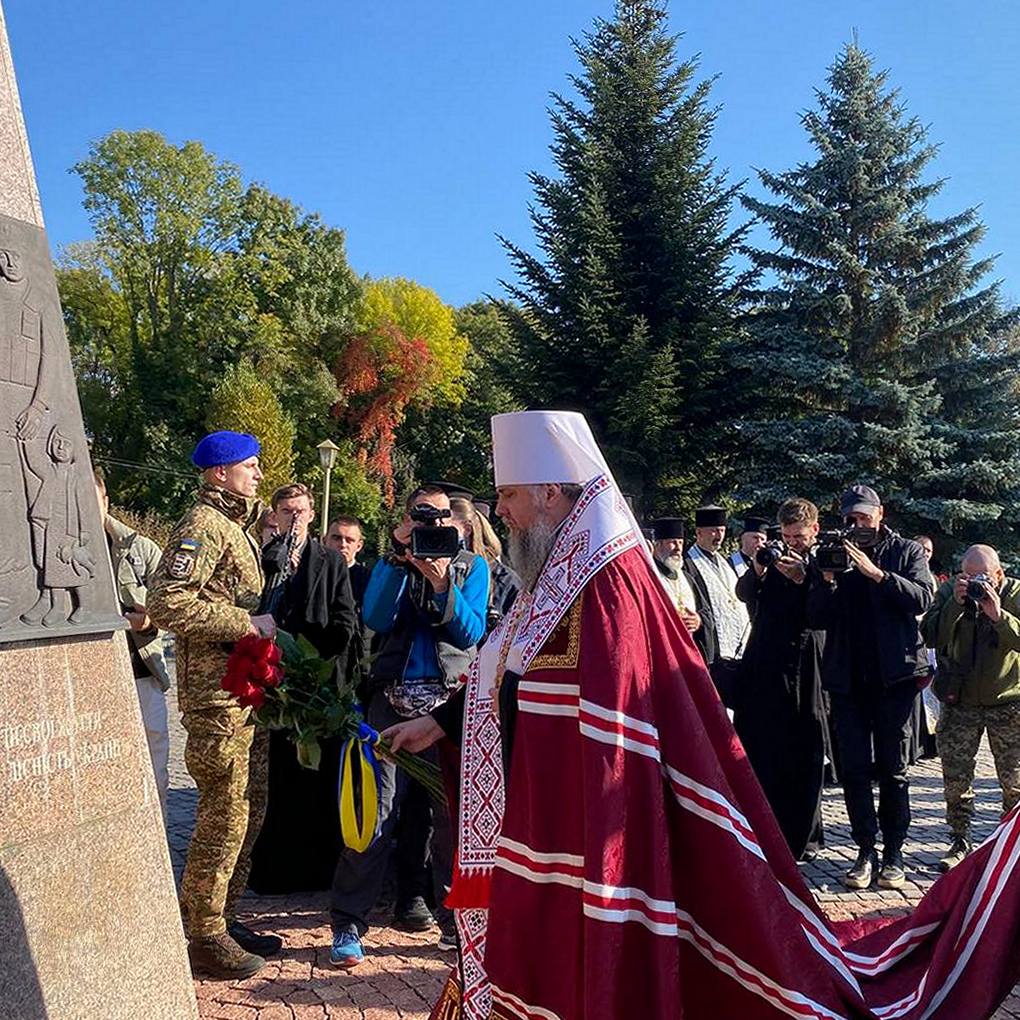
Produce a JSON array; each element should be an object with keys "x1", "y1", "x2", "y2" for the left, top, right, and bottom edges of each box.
[
  {"x1": 675, "y1": 909, "x2": 849, "y2": 1020},
  {"x1": 579, "y1": 721, "x2": 661, "y2": 760},
  {"x1": 578, "y1": 698, "x2": 661, "y2": 739},
  {"x1": 495, "y1": 856, "x2": 584, "y2": 890},
  {"x1": 918, "y1": 816, "x2": 1020, "y2": 1020},
  {"x1": 842, "y1": 922, "x2": 940, "y2": 972},
  {"x1": 669, "y1": 788, "x2": 766, "y2": 860},
  {"x1": 872, "y1": 977, "x2": 927, "y2": 1020},
  {"x1": 584, "y1": 902, "x2": 679, "y2": 937},
  {"x1": 519, "y1": 702, "x2": 579, "y2": 719},
  {"x1": 490, "y1": 984, "x2": 564, "y2": 1020},
  {"x1": 584, "y1": 880, "x2": 677, "y2": 916},
  {"x1": 517, "y1": 681, "x2": 581, "y2": 697},
  {"x1": 663, "y1": 764, "x2": 756, "y2": 835},
  {"x1": 497, "y1": 837, "x2": 584, "y2": 868},
  {"x1": 494, "y1": 852, "x2": 850, "y2": 1020},
  {"x1": 955, "y1": 809, "x2": 1013, "y2": 942},
  {"x1": 800, "y1": 927, "x2": 864, "y2": 999}
]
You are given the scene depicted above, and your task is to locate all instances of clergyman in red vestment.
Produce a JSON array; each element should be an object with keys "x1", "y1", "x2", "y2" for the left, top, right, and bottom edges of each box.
[{"x1": 385, "y1": 409, "x2": 1020, "y2": 1020}]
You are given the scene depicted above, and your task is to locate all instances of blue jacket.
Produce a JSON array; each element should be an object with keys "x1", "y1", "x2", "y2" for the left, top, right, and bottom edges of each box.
[{"x1": 363, "y1": 550, "x2": 489, "y2": 687}]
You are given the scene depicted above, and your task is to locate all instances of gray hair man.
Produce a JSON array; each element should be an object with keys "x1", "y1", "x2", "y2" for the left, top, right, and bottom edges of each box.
[{"x1": 921, "y1": 544, "x2": 1020, "y2": 871}]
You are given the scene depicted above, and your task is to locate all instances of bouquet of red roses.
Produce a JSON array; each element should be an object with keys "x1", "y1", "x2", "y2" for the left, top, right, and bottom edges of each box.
[
  {"x1": 221, "y1": 630, "x2": 358, "y2": 768},
  {"x1": 221, "y1": 634, "x2": 283, "y2": 709}
]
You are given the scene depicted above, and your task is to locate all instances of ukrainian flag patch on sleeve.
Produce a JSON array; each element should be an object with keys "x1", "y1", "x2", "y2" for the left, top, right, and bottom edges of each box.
[{"x1": 167, "y1": 538, "x2": 202, "y2": 579}]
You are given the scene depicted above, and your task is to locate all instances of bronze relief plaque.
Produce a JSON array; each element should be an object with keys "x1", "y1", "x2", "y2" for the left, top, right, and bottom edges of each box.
[{"x1": 0, "y1": 213, "x2": 125, "y2": 644}]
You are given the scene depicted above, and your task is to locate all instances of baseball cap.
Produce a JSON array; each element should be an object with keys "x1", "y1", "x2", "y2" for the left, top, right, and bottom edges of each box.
[{"x1": 839, "y1": 484, "x2": 881, "y2": 516}]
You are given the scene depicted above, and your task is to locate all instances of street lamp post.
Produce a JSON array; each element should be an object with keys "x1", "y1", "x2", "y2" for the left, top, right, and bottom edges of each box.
[{"x1": 316, "y1": 439, "x2": 340, "y2": 531}]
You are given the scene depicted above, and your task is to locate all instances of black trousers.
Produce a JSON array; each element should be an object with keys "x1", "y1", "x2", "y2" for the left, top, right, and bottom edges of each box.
[
  {"x1": 830, "y1": 678, "x2": 917, "y2": 851},
  {"x1": 330, "y1": 692, "x2": 454, "y2": 936}
]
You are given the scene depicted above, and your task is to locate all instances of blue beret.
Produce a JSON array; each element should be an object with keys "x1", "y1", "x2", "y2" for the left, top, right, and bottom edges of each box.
[{"x1": 191, "y1": 431, "x2": 261, "y2": 469}]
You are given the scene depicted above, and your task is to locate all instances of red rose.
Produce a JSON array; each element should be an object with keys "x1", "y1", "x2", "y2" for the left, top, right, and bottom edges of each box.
[
  {"x1": 264, "y1": 665, "x2": 283, "y2": 688},
  {"x1": 245, "y1": 686, "x2": 266, "y2": 709},
  {"x1": 234, "y1": 634, "x2": 261, "y2": 659},
  {"x1": 251, "y1": 660, "x2": 272, "y2": 682},
  {"x1": 266, "y1": 644, "x2": 282, "y2": 666}
]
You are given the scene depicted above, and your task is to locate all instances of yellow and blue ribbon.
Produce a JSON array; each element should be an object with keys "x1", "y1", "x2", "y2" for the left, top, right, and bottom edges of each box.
[{"x1": 338, "y1": 721, "x2": 382, "y2": 852}]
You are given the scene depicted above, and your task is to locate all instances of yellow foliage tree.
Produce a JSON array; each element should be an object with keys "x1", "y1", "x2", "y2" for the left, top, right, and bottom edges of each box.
[
  {"x1": 358, "y1": 278, "x2": 468, "y2": 405},
  {"x1": 207, "y1": 359, "x2": 296, "y2": 499}
]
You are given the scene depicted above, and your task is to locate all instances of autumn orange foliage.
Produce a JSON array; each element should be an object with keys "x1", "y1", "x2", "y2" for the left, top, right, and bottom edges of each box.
[{"x1": 333, "y1": 323, "x2": 433, "y2": 504}]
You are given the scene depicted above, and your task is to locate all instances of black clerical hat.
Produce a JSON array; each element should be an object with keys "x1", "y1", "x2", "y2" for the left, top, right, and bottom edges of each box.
[
  {"x1": 651, "y1": 518, "x2": 686, "y2": 540},
  {"x1": 740, "y1": 516, "x2": 771, "y2": 537},
  {"x1": 694, "y1": 505, "x2": 727, "y2": 528}
]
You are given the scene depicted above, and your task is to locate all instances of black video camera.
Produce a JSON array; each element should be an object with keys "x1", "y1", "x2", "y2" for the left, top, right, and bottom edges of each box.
[
  {"x1": 813, "y1": 524, "x2": 882, "y2": 572},
  {"x1": 408, "y1": 503, "x2": 461, "y2": 560},
  {"x1": 755, "y1": 540, "x2": 786, "y2": 568}
]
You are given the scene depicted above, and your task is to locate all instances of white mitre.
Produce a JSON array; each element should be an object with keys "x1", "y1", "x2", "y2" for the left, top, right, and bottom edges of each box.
[{"x1": 492, "y1": 410, "x2": 611, "y2": 486}]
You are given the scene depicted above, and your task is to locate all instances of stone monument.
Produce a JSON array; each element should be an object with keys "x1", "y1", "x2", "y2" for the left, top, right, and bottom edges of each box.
[{"x1": 0, "y1": 5, "x2": 199, "y2": 1018}]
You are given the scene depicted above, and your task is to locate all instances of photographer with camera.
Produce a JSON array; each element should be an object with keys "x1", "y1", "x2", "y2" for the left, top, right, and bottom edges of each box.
[
  {"x1": 920, "y1": 545, "x2": 1020, "y2": 872},
  {"x1": 733, "y1": 498, "x2": 828, "y2": 861},
  {"x1": 329, "y1": 483, "x2": 489, "y2": 969},
  {"x1": 807, "y1": 485, "x2": 933, "y2": 891}
]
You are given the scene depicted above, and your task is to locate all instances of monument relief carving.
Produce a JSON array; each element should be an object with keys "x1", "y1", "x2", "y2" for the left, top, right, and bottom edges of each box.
[{"x1": 0, "y1": 214, "x2": 124, "y2": 642}]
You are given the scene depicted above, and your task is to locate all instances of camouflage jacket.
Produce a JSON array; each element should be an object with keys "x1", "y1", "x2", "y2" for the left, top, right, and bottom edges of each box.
[
  {"x1": 921, "y1": 577, "x2": 1020, "y2": 706},
  {"x1": 148, "y1": 484, "x2": 263, "y2": 712},
  {"x1": 105, "y1": 514, "x2": 172, "y2": 691}
]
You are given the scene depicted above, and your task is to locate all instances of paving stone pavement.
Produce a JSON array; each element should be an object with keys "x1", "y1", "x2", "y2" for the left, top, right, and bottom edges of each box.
[{"x1": 165, "y1": 682, "x2": 1020, "y2": 1019}]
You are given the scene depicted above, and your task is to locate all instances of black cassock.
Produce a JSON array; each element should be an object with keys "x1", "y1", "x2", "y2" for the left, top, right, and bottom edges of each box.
[
  {"x1": 733, "y1": 564, "x2": 828, "y2": 860},
  {"x1": 249, "y1": 538, "x2": 360, "y2": 893}
]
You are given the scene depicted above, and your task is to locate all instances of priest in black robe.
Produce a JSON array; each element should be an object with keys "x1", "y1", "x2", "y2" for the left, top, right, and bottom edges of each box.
[
  {"x1": 249, "y1": 483, "x2": 359, "y2": 893},
  {"x1": 733, "y1": 497, "x2": 828, "y2": 861}
]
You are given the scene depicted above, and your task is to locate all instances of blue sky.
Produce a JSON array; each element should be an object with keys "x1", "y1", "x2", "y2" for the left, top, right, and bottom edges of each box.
[{"x1": 7, "y1": 1, "x2": 1020, "y2": 307}]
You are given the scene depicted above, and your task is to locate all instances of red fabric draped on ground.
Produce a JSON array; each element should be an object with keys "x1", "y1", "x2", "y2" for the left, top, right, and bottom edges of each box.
[{"x1": 477, "y1": 544, "x2": 1020, "y2": 1020}]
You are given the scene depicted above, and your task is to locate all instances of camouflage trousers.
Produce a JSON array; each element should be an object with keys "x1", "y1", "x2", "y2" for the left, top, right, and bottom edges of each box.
[
  {"x1": 179, "y1": 706, "x2": 269, "y2": 939},
  {"x1": 936, "y1": 701, "x2": 1020, "y2": 840}
]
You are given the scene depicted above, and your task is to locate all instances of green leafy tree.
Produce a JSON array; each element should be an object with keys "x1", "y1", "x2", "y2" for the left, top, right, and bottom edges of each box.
[
  {"x1": 399, "y1": 300, "x2": 525, "y2": 493},
  {"x1": 61, "y1": 130, "x2": 362, "y2": 517},
  {"x1": 501, "y1": 0, "x2": 745, "y2": 514},
  {"x1": 207, "y1": 359, "x2": 296, "y2": 498},
  {"x1": 737, "y1": 44, "x2": 1020, "y2": 542}
]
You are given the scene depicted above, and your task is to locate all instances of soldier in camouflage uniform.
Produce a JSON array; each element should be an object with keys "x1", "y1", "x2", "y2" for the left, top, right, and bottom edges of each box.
[
  {"x1": 921, "y1": 544, "x2": 1020, "y2": 872},
  {"x1": 147, "y1": 430, "x2": 279, "y2": 979}
]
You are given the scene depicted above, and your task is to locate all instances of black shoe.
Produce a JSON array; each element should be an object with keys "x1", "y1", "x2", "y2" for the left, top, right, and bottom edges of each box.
[
  {"x1": 227, "y1": 920, "x2": 283, "y2": 957},
  {"x1": 938, "y1": 837, "x2": 972, "y2": 873},
  {"x1": 394, "y1": 896, "x2": 436, "y2": 932},
  {"x1": 877, "y1": 849, "x2": 906, "y2": 890},
  {"x1": 844, "y1": 848, "x2": 878, "y2": 890}
]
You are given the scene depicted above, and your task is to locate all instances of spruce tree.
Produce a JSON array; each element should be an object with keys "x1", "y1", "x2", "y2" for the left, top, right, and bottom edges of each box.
[
  {"x1": 501, "y1": 0, "x2": 744, "y2": 514},
  {"x1": 738, "y1": 44, "x2": 1020, "y2": 542}
]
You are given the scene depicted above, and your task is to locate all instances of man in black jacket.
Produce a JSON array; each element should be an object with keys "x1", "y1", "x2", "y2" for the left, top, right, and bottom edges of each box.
[{"x1": 807, "y1": 485, "x2": 933, "y2": 891}]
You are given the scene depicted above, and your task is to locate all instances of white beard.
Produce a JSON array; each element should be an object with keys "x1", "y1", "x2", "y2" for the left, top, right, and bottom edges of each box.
[
  {"x1": 662, "y1": 552, "x2": 684, "y2": 572},
  {"x1": 508, "y1": 518, "x2": 559, "y2": 591}
]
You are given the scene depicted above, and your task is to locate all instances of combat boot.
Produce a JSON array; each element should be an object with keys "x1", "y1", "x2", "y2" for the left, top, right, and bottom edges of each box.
[
  {"x1": 228, "y1": 919, "x2": 283, "y2": 957},
  {"x1": 938, "y1": 836, "x2": 972, "y2": 873},
  {"x1": 188, "y1": 932, "x2": 265, "y2": 979}
]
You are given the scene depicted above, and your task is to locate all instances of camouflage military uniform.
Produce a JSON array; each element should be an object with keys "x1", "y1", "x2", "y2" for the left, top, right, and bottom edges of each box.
[
  {"x1": 922, "y1": 576, "x2": 1020, "y2": 842},
  {"x1": 148, "y1": 482, "x2": 264, "y2": 939},
  {"x1": 937, "y1": 703, "x2": 1020, "y2": 839}
]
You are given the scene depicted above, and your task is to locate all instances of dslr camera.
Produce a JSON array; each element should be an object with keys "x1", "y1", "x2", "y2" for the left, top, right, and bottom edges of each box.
[
  {"x1": 755, "y1": 540, "x2": 786, "y2": 568},
  {"x1": 813, "y1": 524, "x2": 882, "y2": 572},
  {"x1": 408, "y1": 503, "x2": 461, "y2": 560},
  {"x1": 966, "y1": 573, "x2": 993, "y2": 603}
]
